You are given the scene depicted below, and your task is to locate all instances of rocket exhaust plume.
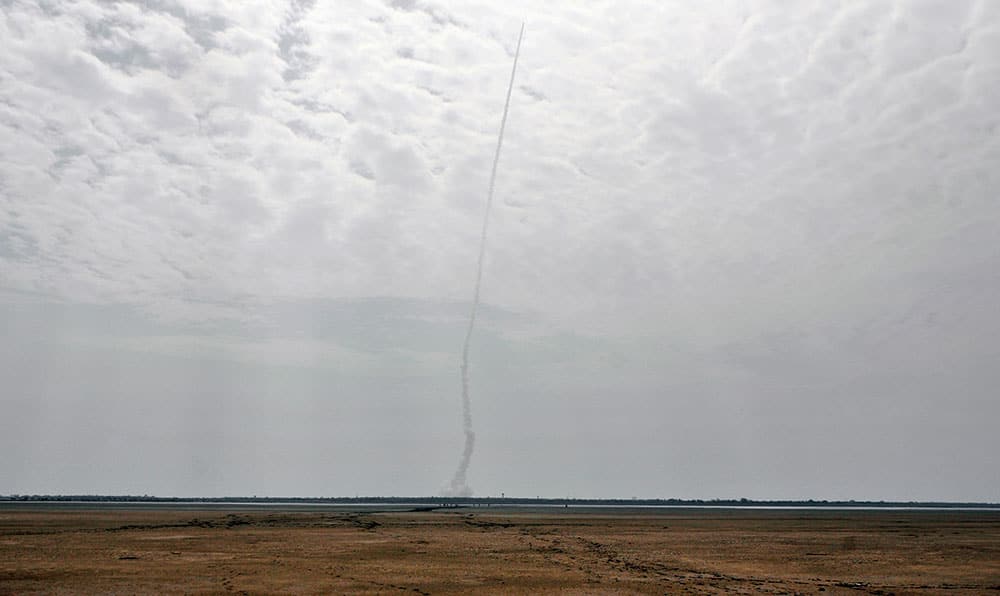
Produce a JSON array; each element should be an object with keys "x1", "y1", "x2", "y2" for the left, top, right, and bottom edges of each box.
[{"x1": 445, "y1": 23, "x2": 524, "y2": 497}]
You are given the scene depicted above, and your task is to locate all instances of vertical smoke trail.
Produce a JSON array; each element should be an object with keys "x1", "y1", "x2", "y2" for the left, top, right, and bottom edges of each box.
[{"x1": 446, "y1": 23, "x2": 524, "y2": 497}]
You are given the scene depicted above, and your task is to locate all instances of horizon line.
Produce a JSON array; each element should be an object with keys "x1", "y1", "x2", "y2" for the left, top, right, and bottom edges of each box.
[{"x1": 4, "y1": 495, "x2": 998, "y2": 507}]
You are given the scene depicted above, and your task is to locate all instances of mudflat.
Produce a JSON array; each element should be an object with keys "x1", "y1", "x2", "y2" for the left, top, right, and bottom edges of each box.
[{"x1": 1, "y1": 506, "x2": 998, "y2": 594}]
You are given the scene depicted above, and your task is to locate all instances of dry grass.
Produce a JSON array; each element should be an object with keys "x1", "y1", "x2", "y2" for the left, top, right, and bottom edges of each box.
[{"x1": 1, "y1": 507, "x2": 998, "y2": 594}]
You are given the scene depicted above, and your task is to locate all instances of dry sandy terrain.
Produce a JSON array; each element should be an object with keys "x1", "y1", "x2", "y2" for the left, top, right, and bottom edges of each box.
[{"x1": 1, "y1": 506, "x2": 998, "y2": 594}]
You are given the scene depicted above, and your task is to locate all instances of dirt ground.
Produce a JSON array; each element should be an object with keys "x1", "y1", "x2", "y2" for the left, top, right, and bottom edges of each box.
[{"x1": 1, "y1": 507, "x2": 998, "y2": 594}]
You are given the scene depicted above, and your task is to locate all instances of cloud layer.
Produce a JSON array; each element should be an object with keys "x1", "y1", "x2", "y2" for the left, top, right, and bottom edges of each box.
[{"x1": 2, "y1": 0, "x2": 999, "y2": 500}]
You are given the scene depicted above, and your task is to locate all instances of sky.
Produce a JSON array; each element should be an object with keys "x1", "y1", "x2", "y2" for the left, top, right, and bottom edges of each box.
[{"x1": 1, "y1": 0, "x2": 999, "y2": 501}]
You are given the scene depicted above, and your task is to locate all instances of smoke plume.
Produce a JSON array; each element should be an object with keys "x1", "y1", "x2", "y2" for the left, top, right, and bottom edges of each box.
[{"x1": 444, "y1": 23, "x2": 524, "y2": 497}]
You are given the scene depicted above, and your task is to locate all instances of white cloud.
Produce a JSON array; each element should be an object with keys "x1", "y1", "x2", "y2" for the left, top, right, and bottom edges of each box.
[{"x1": 2, "y1": 0, "x2": 998, "y2": 335}]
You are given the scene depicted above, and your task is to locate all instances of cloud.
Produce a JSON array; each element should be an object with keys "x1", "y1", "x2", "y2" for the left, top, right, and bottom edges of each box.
[{"x1": 2, "y1": 0, "x2": 998, "y2": 349}]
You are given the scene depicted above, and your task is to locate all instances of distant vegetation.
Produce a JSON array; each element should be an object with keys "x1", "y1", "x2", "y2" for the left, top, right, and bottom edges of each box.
[{"x1": 1, "y1": 495, "x2": 996, "y2": 508}]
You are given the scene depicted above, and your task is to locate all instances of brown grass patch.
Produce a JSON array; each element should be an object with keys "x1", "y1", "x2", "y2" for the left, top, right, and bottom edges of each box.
[{"x1": 1, "y1": 507, "x2": 997, "y2": 594}]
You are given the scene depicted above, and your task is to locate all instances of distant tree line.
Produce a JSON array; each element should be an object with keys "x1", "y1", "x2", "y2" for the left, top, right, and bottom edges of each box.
[{"x1": 1, "y1": 495, "x2": 996, "y2": 508}]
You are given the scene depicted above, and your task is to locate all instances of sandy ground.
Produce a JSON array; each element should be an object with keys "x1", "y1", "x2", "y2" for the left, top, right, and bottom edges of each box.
[{"x1": 1, "y1": 507, "x2": 998, "y2": 594}]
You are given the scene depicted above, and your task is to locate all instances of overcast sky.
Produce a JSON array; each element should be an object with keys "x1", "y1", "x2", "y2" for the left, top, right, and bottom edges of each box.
[{"x1": 2, "y1": 0, "x2": 999, "y2": 501}]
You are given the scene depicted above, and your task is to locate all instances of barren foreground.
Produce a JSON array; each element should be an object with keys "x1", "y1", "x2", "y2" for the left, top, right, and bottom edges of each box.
[{"x1": 1, "y1": 506, "x2": 998, "y2": 594}]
